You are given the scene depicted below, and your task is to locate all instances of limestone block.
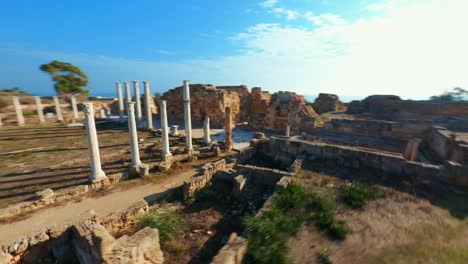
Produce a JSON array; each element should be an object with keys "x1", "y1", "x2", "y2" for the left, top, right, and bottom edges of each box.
[
  {"x1": 6, "y1": 236, "x2": 29, "y2": 255},
  {"x1": 233, "y1": 175, "x2": 247, "y2": 198},
  {"x1": 28, "y1": 230, "x2": 49, "y2": 247},
  {"x1": 211, "y1": 233, "x2": 247, "y2": 264},
  {"x1": 0, "y1": 250, "x2": 12, "y2": 264},
  {"x1": 35, "y1": 188, "x2": 55, "y2": 200}
]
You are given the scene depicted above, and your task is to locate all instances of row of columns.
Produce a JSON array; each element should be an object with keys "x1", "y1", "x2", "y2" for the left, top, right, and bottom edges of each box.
[
  {"x1": 8, "y1": 95, "x2": 80, "y2": 126},
  {"x1": 115, "y1": 81, "x2": 153, "y2": 129},
  {"x1": 85, "y1": 79, "x2": 231, "y2": 181}
]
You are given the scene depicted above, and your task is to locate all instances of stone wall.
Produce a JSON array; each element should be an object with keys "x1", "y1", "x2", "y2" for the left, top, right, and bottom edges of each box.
[
  {"x1": 183, "y1": 159, "x2": 227, "y2": 198},
  {"x1": 266, "y1": 136, "x2": 443, "y2": 179},
  {"x1": 429, "y1": 127, "x2": 468, "y2": 164},
  {"x1": 1, "y1": 200, "x2": 155, "y2": 264},
  {"x1": 324, "y1": 118, "x2": 432, "y2": 140},
  {"x1": 313, "y1": 93, "x2": 345, "y2": 114},
  {"x1": 161, "y1": 84, "x2": 244, "y2": 127},
  {"x1": 211, "y1": 233, "x2": 247, "y2": 264},
  {"x1": 348, "y1": 95, "x2": 468, "y2": 121},
  {"x1": 0, "y1": 173, "x2": 123, "y2": 222},
  {"x1": 250, "y1": 91, "x2": 318, "y2": 132}
]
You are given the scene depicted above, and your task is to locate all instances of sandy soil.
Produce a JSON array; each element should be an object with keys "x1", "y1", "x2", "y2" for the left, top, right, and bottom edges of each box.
[{"x1": 0, "y1": 168, "x2": 197, "y2": 244}]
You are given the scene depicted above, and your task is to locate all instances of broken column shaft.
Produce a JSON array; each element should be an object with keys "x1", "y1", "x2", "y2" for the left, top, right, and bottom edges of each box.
[
  {"x1": 203, "y1": 116, "x2": 212, "y2": 145},
  {"x1": 160, "y1": 100, "x2": 172, "y2": 160},
  {"x1": 183, "y1": 80, "x2": 193, "y2": 153},
  {"x1": 143, "y1": 81, "x2": 153, "y2": 129},
  {"x1": 34, "y1": 96, "x2": 45, "y2": 123},
  {"x1": 53, "y1": 96, "x2": 63, "y2": 122},
  {"x1": 71, "y1": 95, "x2": 79, "y2": 120},
  {"x1": 12, "y1": 96, "x2": 25, "y2": 126},
  {"x1": 224, "y1": 107, "x2": 234, "y2": 150},
  {"x1": 116, "y1": 82, "x2": 125, "y2": 122},
  {"x1": 83, "y1": 103, "x2": 107, "y2": 182}
]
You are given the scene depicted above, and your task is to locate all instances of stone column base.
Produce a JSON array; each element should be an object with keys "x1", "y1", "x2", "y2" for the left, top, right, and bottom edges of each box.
[{"x1": 128, "y1": 163, "x2": 149, "y2": 178}]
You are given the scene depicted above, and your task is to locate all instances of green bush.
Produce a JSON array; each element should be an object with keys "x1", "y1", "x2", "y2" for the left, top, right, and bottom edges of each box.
[{"x1": 341, "y1": 182, "x2": 382, "y2": 208}]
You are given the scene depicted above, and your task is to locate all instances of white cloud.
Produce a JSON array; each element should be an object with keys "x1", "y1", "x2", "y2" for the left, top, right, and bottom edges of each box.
[
  {"x1": 4, "y1": 0, "x2": 468, "y2": 99},
  {"x1": 272, "y1": 7, "x2": 299, "y2": 20},
  {"x1": 259, "y1": 0, "x2": 278, "y2": 8}
]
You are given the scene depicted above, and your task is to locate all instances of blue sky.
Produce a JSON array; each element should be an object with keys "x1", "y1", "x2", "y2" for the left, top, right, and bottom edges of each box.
[{"x1": 1, "y1": 0, "x2": 467, "y2": 100}]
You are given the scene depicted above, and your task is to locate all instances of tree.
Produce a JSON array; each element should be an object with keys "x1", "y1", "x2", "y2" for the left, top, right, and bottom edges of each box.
[
  {"x1": 40, "y1": 60, "x2": 89, "y2": 95},
  {"x1": 429, "y1": 87, "x2": 467, "y2": 102}
]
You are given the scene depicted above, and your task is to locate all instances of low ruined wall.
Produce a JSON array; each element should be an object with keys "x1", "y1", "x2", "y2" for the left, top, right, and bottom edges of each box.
[
  {"x1": 325, "y1": 118, "x2": 432, "y2": 140},
  {"x1": 183, "y1": 159, "x2": 227, "y2": 198},
  {"x1": 1, "y1": 200, "x2": 150, "y2": 263},
  {"x1": 348, "y1": 99, "x2": 468, "y2": 121},
  {"x1": 0, "y1": 173, "x2": 124, "y2": 222},
  {"x1": 266, "y1": 136, "x2": 443, "y2": 178},
  {"x1": 429, "y1": 127, "x2": 468, "y2": 164},
  {"x1": 236, "y1": 164, "x2": 292, "y2": 185}
]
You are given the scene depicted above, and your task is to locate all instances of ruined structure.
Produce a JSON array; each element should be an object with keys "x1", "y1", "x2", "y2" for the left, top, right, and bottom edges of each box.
[
  {"x1": 161, "y1": 85, "x2": 317, "y2": 133},
  {"x1": 260, "y1": 91, "x2": 318, "y2": 132},
  {"x1": 313, "y1": 93, "x2": 345, "y2": 114}
]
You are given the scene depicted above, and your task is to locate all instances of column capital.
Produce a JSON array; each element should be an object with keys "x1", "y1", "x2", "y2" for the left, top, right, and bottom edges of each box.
[
  {"x1": 132, "y1": 80, "x2": 139, "y2": 84},
  {"x1": 83, "y1": 102, "x2": 94, "y2": 114}
]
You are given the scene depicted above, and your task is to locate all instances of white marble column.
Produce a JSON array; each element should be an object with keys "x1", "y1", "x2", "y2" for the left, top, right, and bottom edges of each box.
[
  {"x1": 34, "y1": 96, "x2": 45, "y2": 123},
  {"x1": 143, "y1": 81, "x2": 153, "y2": 129},
  {"x1": 71, "y1": 95, "x2": 79, "y2": 120},
  {"x1": 116, "y1": 82, "x2": 124, "y2": 122},
  {"x1": 124, "y1": 82, "x2": 131, "y2": 103},
  {"x1": 99, "y1": 108, "x2": 107, "y2": 119},
  {"x1": 203, "y1": 116, "x2": 212, "y2": 145},
  {"x1": 132, "y1": 81, "x2": 143, "y2": 123},
  {"x1": 183, "y1": 80, "x2": 193, "y2": 153},
  {"x1": 285, "y1": 124, "x2": 291, "y2": 137},
  {"x1": 83, "y1": 103, "x2": 107, "y2": 182},
  {"x1": 12, "y1": 96, "x2": 24, "y2": 126},
  {"x1": 160, "y1": 100, "x2": 172, "y2": 160},
  {"x1": 127, "y1": 102, "x2": 142, "y2": 167},
  {"x1": 53, "y1": 96, "x2": 63, "y2": 122}
]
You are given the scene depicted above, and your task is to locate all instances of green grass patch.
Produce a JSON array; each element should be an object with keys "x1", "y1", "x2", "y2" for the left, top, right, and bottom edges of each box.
[
  {"x1": 243, "y1": 184, "x2": 307, "y2": 264},
  {"x1": 307, "y1": 189, "x2": 350, "y2": 239},
  {"x1": 138, "y1": 208, "x2": 186, "y2": 246},
  {"x1": 340, "y1": 181, "x2": 383, "y2": 208},
  {"x1": 243, "y1": 183, "x2": 349, "y2": 264}
]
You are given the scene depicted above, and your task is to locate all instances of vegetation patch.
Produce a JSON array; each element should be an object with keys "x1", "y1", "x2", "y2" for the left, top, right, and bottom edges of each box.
[
  {"x1": 243, "y1": 183, "x2": 349, "y2": 263},
  {"x1": 243, "y1": 184, "x2": 307, "y2": 264},
  {"x1": 340, "y1": 181, "x2": 384, "y2": 208},
  {"x1": 308, "y1": 188, "x2": 350, "y2": 239},
  {"x1": 138, "y1": 208, "x2": 187, "y2": 250}
]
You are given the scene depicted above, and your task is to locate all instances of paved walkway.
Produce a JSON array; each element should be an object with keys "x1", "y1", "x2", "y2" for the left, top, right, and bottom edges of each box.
[{"x1": 0, "y1": 170, "x2": 195, "y2": 244}]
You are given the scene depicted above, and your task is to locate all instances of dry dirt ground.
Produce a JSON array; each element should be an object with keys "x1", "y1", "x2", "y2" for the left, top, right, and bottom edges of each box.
[
  {"x1": 287, "y1": 166, "x2": 468, "y2": 264},
  {"x1": 0, "y1": 124, "x2": 148, "y2": 208},
  {"x1": 0, "y1": 122, "x2": 215, "y2": 208}
]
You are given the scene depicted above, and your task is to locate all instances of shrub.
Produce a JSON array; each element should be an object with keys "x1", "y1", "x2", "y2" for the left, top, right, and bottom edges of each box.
[{"x1": 341, "y1": 182, "x2": 382, "y2": 208}]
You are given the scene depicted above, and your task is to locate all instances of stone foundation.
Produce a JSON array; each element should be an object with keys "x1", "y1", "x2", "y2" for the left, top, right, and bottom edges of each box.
[
  {"x1": 0, "y1": 172, "x2": 125, "y2": 223},
  {"x1": 0, "y1": 201, "x2": 154, "y2": 264}
]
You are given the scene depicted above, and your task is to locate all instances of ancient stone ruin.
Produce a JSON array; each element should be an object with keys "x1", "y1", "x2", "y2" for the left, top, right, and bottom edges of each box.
[{"x1": 0, "y1": 80, "x2": 467, "y2": 263}]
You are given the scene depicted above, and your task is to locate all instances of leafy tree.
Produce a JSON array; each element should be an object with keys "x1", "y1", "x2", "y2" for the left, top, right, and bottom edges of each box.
[
  {"x1": 40, "y1": 60, "x2": 89, "y2": 95},
  {"x1": 429, "y1": 87, "x2": 467, "y2": 101},
  {"x1": 0, "y1": 87, "x2": 28, "y2": 94}
]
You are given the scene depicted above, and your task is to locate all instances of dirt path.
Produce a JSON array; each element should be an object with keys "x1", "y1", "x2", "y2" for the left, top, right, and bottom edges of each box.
[{"x1": 0, "y1": 169, "x2": 196, "y2": 244}]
